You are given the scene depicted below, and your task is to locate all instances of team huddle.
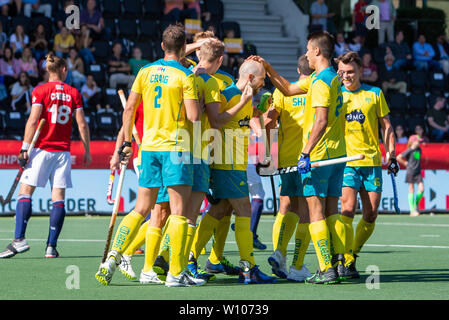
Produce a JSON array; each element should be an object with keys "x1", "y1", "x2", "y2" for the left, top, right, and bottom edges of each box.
[{"x1": 1, "y1": 24, "x2": 400, "y2": 287}]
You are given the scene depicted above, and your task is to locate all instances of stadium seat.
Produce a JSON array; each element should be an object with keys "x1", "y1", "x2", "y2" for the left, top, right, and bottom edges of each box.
[
  {"x1": 4, "y1": 111, "x2": 26, "y2": 140},
  {"x1": 102, "y1": 0, "x2": 122, "y2": 18},
  {"x1": 220, "y1": 21, "x2": 241, "y2": 38},
  {"x1": 387, "y1": 92, "x2": 408, "y2": 115},
  {"x1": 0, "y1": 112, "x2": 5, "y2": 139},
  {"x1": 133, "y1": 41, "x2": 153, "y2": 61},
  {"x1": 407, "y1": 116, "x2": 427, "y2": 135},
  {"x1": 409, "y1": 70, "x2": 428, "y2": 94},
  {"x1": 124, "y1": 0, "x2": 142, "y2": 18},
  {"x1": 203, "y1": 0, "x2": 224, "y2": 21},
  {"x1": 0, "y1": 16, "x2": 10, "y2": 35},
  {"x1": 95, "y1": 111, "x2": 119, "y2": 140},
  {"x1": 390, "y1": 114, "x2": 406, "y2": 130},
  {"x1": 91, "y1": 40, "x2": 111, "y2": 64},
  {"x1": 139, "y1": 19, "x2": 159, "y2": 41},
  {"x1": 143, "y1": 0, "x2": 164, "y2": 19},
  {"x1": 118, "y1": 19, "x2": 139, "y2": 41},
  {"x1": 428, "y1": 72, "x2": 446, "y2": 96},
  {"x1": 89, "y1": 64, "x2": 107, "y2": 88},
  {"x1": 409, "y1": 93, "x2": 428, "y2": 115},
  {"x1": 11, "y1": 15, "x2": 33, "y2": 35},
  {"x1": 104, "y1": 88, "x2": 122, "y2": 111},
  {"x1": 373, "y1": 47, "x2": 386, "y2": 65},
  {"x1": 104, "y1": 18, "x2": 118, "y2": 39}
]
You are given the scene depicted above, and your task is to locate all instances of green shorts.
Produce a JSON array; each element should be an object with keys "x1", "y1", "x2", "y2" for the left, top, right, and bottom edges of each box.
[
  {"x1": 301, "y1": 162, "x2": 345, "y2": 198},
  {"x1": 138, "y1": 151, "x2": 193, "y2": 188},
  {"x1": 193, "y1": 160, "x2": 210, "y2": 193},
  {"x1": 343, "y1": 166, "x2": 382, "y2": 193},
  {"x1": 280, "y1": 171, "x2": 304, "y2": 197},
  {"x1": 210, "y1": 169, "x2": 249, "y2": 199}
]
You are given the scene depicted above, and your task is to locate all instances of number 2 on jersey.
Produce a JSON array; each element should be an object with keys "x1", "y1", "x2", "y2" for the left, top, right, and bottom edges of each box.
[
  {"x1": 154, "y1": 86, "x2": 162, "y2": 108},
  {"x1": 335, "y1": 95, "x2": 343, "y2": 117}
]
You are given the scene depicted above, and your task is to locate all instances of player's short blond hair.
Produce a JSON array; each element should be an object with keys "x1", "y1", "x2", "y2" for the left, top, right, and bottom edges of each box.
[
  {"x1": 193, "y1": 30, "x2": 217, "y2": 42},
  {"x1": 199, "y1": 40, "x2": 225, "y2": 62},
  {"x1": 334, "y1": 51, "x2": 362, "y2": 68}
]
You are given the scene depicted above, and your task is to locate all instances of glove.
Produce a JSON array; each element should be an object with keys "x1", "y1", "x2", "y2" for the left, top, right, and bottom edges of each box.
[
  {"x1": 297, "y1": 152, "x2": 311, "y2": 174},
  {"x1": 388, "y1": 157, "x2": 399, "y2": 176},
  {"x1": 256, "y1": 92, "x2": 271, "y2": 113},
  {"x1": 18, "y1": 150, "x2": 28, "y2": 168},
  {"x1": 117, "y1": 141, "x2": 132, "y2": 163}
]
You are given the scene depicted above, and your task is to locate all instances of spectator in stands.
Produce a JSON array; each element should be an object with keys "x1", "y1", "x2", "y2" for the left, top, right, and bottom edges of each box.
[
  {"x1": 23, "y1": 0, "x2": 52, "y2": 18},
  {"x1": 395, "y1": 124, "x2": 408, "y2": 144},
  {"x1": 348, "y1": 34, "x2": 368, "y2": 56},
  {"x1": 128, "y1": 46, "x2": 150, "y2": 77},
  {"x1": 361, "y1": 52, "x2": 378, "y2": 86},
  {"x1": 9, "y1": 24, "x2": 29, "y2": 55},
  {"x1": 16, "y1": 46, "x2": 38, "y2": 86},
  {"x1": 433, "y1": 34, "x2": 449, "y2": 75},
  {"x1": 0, "y1": 22, "x2": 7, "y2": 56},
  {"x1": 379, "y1": 53, "x2": 407, "y2": 94},
  {"x1": 80, "y1": 0, "x2": 105, "y2": 40},
  {"x1": 413, "y1": 34, "x2": 440, "y2": 72},
  {"x1": 0, "y1": 47, "x2": 19, "y2": 89},
  {"x1": 55, "y1": 0, "x2": 74, "y2": 30},
  {"x1": 185, "y1": 0, "x2": 201, "y2": 19},
  {"x1": 54, "y1": 26, "x2": 75, "y2": 58},
  {"x1": 164, "y1": 0, "x2": 197, "y2": 23},
  {"x1": 108, "y1": 42, "x2": 134, "y2": 89},
  {"x1": 387, "y1": 30, "x2": 413, "y2": 70},
  {"x1": 3, "y1": 0, "x2": 23, "y2": 16},
  {"x1": 372, "y1": 0, "x2": 396, "y2": 45},
  {"x1": 414, "y1": 124, "x2": 429, "y2": 143},
  {"x1": 10, "y1": 71, "x2": 33, "y2": 113},
  {"x1": 76, "y1": 24, "x2": 96, "y2": 69},
  {"x1": 427, "y1": 96, "x2": 449, "y2": 142},
  {"x1": 81, "y1": 74, "x2": 102, "y2": 112},
  {"x1": 310, "y1": 0, "x2": 334, "y2": 31},
  {"x1": 67, "y1": 48, "x2": 86, "y2": 90},
  {"x1": 37, "y1": 69, "x2": 48, "y2": 86},
  {"x1": 30, "y1": 23, "x2": 49, "y2": 64},
  {"x1": 334, "y1": 32, "x2": 349, "y2": 57},
  {"x1": 352, "y1": 0, "x2": 368, "y2": 43}
]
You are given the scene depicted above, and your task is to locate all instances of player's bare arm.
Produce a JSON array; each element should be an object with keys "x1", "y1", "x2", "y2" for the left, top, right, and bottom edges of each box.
[
  {"x1": 247, "y1": 55, "x2": 306, "y2": 97},
  {"x1": 110, "y1": 127, "x2": 124, "y2": 171},
  {"x1": 206, "y1": 84, "x2": 253, "y2": 129},
  {"x1": 302, "y1": 107, "x2": 328, "y2": 155},
  {"x1": 121, "y1": 90, "x2": 142, "y2": 163},
  {"x1": 75, "y1": 108, "x2": 92, "y2": 167},
  {"x1": 184, "y1": 99, "x2": 202, "y2": 123},
  {"x1": 20, "y1": 104, "x2": 42, "y2": 164},
  {"x1": 380, "y1": 115, "x2": 399, "y2": 175}
]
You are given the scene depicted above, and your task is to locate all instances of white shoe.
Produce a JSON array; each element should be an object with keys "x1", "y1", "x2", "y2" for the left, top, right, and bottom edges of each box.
[
  {"x1": 44, "y1": 245, "x2": 59, "y2": 258},
  {"x1": 119, "y1": 254, "x2": 137, "y2": 280},
  {"x1": 95, "y1": 251, "x2": 121, "y2": 286},
  {"x1": 165, "y1": 271, "x2": 206, "y2": 287},
  {"x1": 267, "y1": 249, "x2": 288, "y2": 279},
  {"x1": 287, "y1": 265, "x2": 312, "y2": 282},
  {"x1": 140, "y1": 269, "x2": 164, "y2": 284},
  {"x1": 0, "y1": 239, "x2": 30, "y2": 259}
]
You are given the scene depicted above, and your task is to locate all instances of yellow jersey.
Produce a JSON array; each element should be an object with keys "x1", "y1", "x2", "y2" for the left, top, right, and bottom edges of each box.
[
  {"x1": 131, "y1": 59, "x2": 198, "y2": 152},
  {"x1": 193, "y1": 73, "x2": 221, "y2": 161},
  {"x1": 211, "y1": 83, "x2": 253, "y2": 171},
  {"x1": 342, "y1": 83, "x2": 390, "y2": 167},
  {"x1": 298, "y1": 67, "x2": 346, "y2": 161},
  {"x1": 272, "y1": 85, "x2": 307, "y2": 167},
  {"x1": 213, "y1": 69, "x2": 235, "y2": 90}
]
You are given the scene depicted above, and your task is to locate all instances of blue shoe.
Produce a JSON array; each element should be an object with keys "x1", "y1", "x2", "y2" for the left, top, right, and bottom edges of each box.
[
  {"x1": 238, "y1": 261, "x2": 277, "y2": 284},
  {"x1": 205, "y1": 257, "x2": 241, "y2": 275},
  {"x1": 231, "y1": 223, "x2": 235, "y2": 231},
  {"x1": 253, "y1": 237, "x2": 267, "y2": 250},
  {"x1": 186, "y1": 259, "x2": 216, "y2": 282}
]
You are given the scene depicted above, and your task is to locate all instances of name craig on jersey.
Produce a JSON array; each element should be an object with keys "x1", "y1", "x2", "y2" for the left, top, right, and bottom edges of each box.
[{"x1": 150, "y1": 74, "x2": 169, "y2": 84}]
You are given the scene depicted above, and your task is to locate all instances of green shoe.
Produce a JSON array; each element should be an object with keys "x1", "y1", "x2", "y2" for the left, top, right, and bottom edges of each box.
[{"x1": 306, "y1": 267, "x2": 340, "y2": 285}]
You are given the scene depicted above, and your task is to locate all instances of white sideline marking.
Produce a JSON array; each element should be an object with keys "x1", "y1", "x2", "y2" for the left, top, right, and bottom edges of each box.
[
  {"x1": 1, "y1": 238, "x2": 448, "y2": 249},
  {"x1": 420, "y1": 235, "x2": 440, "y2": 238}
]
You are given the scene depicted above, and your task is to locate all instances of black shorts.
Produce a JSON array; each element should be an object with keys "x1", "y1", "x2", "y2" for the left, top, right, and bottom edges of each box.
[{"x1": 405, "y1": 172, "x2": 423, "y2": 184}]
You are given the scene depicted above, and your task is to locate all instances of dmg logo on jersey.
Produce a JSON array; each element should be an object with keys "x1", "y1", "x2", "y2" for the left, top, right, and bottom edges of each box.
[
  {"x1": 238, "y1": 116, "x2": 251, "y2": 128},
  {"x1": 346, "y1": 109, "x2": 366, "y2": 124},
  {"x1": 317, "y1": 239, "x2": 331, "y2": 265}
]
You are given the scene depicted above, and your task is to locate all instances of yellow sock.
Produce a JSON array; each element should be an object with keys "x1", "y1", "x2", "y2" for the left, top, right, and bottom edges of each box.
[
  {"x1": 184, "y1": 224, "x2": 197, "y2": 262},
  {"x1": 272, "y1": 212, "x2": 283, "y2": 250},
  {"x1": 166, "y1": 215, "x2": 188, "y2": 276},
  {"x1": 273, "y1": 212, "x2": 299, "y2": 256},
  {"x1": 292, "y1": 223, "x2": 310, "y2": 270},
  {"x1": 209, "y1": 215, "x2": 231, "y2": 264},
  {"x1": 340, "y1": 215, "x2": 355, "y2": 265},
  {"x1": 353, "y1": 218, "x2": 375, "y2": 256},
  {"x1": 111, "y1": 210, "x2": 144, "y2": 253},
  {"x1": 157, "y1": 216, "x2": 171, "y2": 262},
  {"x1": 124, "y1": 220, "x2": 149, "y2": 256},
  {"x1": 142, "y1": 226, "x2": 162, "y2": 273},
  {"x1": 234, "y1": 216, "x2": 255, "y2": 267},
  {"x1": 325, "y1": 214, "x2": 346, "y2": 255},
  {"x1": 309, "y1": 220, "x2": 332, "y2": 272},
  {"x1": 191, "y1": 213, "x2": 219, "y2": 260}
]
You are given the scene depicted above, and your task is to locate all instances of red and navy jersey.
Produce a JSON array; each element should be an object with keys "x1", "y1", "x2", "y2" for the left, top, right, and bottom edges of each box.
[
  {"x1": 31, "y1": 81, "x2": 83, "y2": 152},
  {"x1": 132, "y1": 101, "x2": 144, "y2": 158}
]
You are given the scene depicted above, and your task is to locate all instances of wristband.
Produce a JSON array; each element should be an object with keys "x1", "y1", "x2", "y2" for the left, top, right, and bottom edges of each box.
[
  {"x1": 301, "y1": 152, "x2": 310, "y2": 158},
  {"x1": 123, "y1": 141, "x2": 132, "y2": 148},
  {"x1": 21, "y1": 142, "x2": 30, "y2": 151}
]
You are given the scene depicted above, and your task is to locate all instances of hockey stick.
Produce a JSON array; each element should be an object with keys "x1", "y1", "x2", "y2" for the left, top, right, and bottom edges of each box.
[
  {"x1": 390, "y1": 172, "x2": 400, "y2": 214},
  {"x1": 258, "y1": 154, "x2": 365, "y2": 177},
  {"x1": 0, "y1": 119, "x2": 46, "y2": 206},
  {"x1": 101, "y1": 159, "x2": 128, "y2": 263},
  {"x1": 117, "y1": 89, "x2": 141, "y2": 146}
]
